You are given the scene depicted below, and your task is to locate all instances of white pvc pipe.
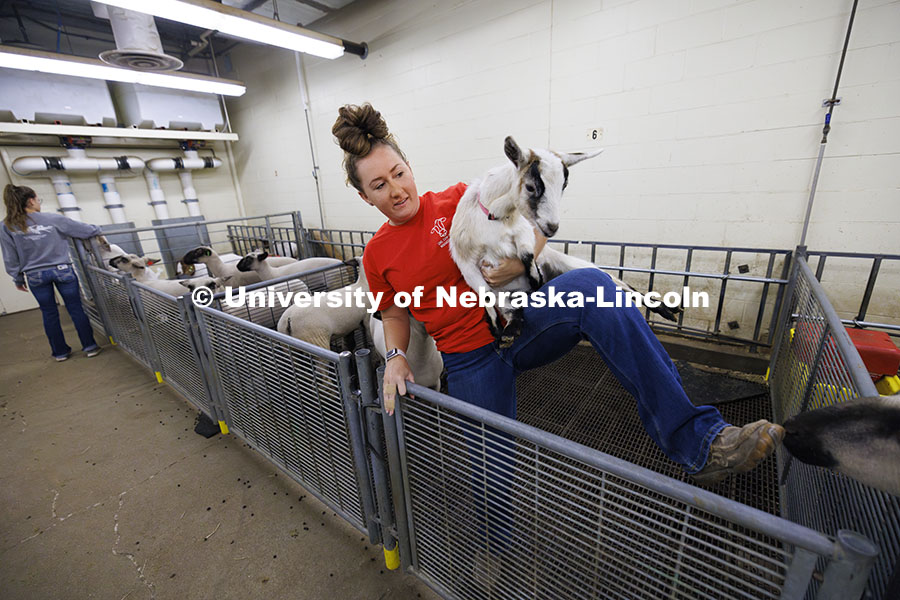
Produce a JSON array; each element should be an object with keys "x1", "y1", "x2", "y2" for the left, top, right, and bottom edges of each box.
[
  {"x1": 147, "y1": 149, "x2": 221, "y2": 217},
  {"x1": 143, "y1": 170, "x2": 170, "y2": 220},
  {"x1": 178, "y1": 170, "x2": 201, "y2": 217},
  {"x1": 145, "y1": 155, "x2": 222, "y2": 171},
  {"x1": 98, "y1": 174, "x2": 128, "y2": 224},
  {"x1": 49, "y1": 172, "x2": 81, "y2": 221},
  {"x1": 12, "y1": 150, "x2": 145, "y2": 175}
]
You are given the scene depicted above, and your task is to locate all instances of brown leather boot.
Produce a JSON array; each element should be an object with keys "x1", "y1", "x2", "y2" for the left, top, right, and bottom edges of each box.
[{"x1": 693, "y1": 420, "x2": 785, "y2": 485}]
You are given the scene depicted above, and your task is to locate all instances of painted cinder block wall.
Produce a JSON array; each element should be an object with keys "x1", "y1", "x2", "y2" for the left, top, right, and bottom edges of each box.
[{"x1": 225, "y1": 0, "x2": 898, "y2": 332}]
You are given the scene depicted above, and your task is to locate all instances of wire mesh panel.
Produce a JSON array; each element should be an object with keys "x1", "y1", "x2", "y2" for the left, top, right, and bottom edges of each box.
[
  {"x1": 197, "y1": 307, "x2": 368, "y2": 532},
  {"x1": 227, "y1": 224, "x2": 300, "y2": 258},
  {"x1": 393, "y1": 388, "x2": 864, "y2": 600},
  {"x1": 769, "y1": 257, "x2": 897, "y2": 599},
  {"x1": 305, "y1": 228, "x2": 373, "y2": 260},
  {"x1": 516, "y1": 344, "x2": 780, "y2": 516},
  {"x1": 89, "y1": 267, "x2": 154, "y2": 369},
  {"x1": 133, "y1": 283, "x2": 214, "y2": 417},
  {"x1": 211, "y1": 262, "x2": 359, "y2": 330}
]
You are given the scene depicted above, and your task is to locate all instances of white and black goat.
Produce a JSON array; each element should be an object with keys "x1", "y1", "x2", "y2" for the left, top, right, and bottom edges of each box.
[
  {"x1": 182, "y1": 246, "x2": 295, "y2": 286},
  {"x1": 783, "y1": 395, "x2": 900, "y2": 497},
  {"x1": 109, "y1": 254, "x2": 225, "y2": 296},
  {"x1": 449, "y1": 136, "x2": 678, "y2": 346}
]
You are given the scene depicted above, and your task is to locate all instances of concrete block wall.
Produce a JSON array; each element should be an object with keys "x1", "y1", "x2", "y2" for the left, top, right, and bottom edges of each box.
[{"x1": 225, "y1": 0, "x2": 899, "y2": 333}]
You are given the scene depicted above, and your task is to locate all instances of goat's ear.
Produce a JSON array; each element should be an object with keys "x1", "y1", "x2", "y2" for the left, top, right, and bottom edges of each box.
[
  {"x1": 559, "y1": 148, "x2": 604, "y2": 167},
  {"x1": 504, "y1": 136, "x2": 526, "y2": 169}
]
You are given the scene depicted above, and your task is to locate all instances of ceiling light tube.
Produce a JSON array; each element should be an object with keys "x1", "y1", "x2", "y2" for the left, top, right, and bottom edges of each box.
[
  {"x1": 0, "y1": 45, "x2": 246, "y2": 96},
  {"x1": 96, "y1": 0, "x2": 356, "y2": 59}
]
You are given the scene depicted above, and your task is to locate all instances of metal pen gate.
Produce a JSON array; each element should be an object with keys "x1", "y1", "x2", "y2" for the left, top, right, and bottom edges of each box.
[
  {"x1": 769, "y1": 256, "x2": 899, "y2": 599},
  {"x1": 194, "y1": 306, "x2": 376, "y2": 535},
  {"x1": 381, "y1": 379, "x2": 878, "y2": 600},
  {"x1": 131, "y1": 281, "x2": 220, "y2": 421},
  {"x1": 71, "y1": 217, "x2": 898, "y2": 598}
]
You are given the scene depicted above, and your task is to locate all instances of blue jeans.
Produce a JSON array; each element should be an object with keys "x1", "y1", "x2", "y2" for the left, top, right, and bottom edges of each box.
[
  {"x1": 26, "y1": 265, "x2": 99, "y2": 358},
  {"x1": 442, "y1": 269, "x2": 728, "y2": 551}
]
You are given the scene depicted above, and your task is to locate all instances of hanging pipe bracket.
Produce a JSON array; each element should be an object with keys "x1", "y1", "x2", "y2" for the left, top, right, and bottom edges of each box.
[{"x1": 822, "y1": 97, "x2": 842, "y2": 108}]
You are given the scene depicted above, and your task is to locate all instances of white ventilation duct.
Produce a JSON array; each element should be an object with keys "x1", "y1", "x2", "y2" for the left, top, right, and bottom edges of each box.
[
  {"x1": 146, "y1": 150, "x2": 222, "y2": 217},
  {"x1": 92, "y1": 2, "x2": 183, "y2": 71},
  {"x1": 12, "y1": 148, "x2": 145, "y2": 223}
]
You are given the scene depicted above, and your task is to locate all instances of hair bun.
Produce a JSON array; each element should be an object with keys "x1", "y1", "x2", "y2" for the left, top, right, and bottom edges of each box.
[{"x1": 332, "y1": 103, "x2": 391, "y2": 156}]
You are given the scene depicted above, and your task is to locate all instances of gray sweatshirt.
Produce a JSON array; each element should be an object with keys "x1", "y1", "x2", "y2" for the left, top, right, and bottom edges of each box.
[{"x1": 1, "y1": 212, "x2": 101, "y2": 286}]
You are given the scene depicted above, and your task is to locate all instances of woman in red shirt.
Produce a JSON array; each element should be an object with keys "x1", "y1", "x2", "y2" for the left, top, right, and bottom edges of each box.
[{"x1": 333, "y1": 103, "x2": 783, "y2": 486}]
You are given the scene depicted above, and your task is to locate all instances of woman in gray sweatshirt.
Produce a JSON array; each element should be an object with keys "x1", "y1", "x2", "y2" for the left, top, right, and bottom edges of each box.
[{"x1": 2, "y1": 184, "x2": 102, "y2": 361}]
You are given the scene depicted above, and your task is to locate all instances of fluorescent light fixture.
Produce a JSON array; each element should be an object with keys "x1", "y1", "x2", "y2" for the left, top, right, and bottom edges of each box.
[
  {"x1": 97, "y1": 0, "x2": 346, "y2": 59},
  {"x1": 0, "y1": 46, "x2": 247, "y2": 96}
]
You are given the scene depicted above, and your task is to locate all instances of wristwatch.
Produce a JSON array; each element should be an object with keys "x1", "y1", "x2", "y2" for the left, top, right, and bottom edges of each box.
[{"x1": 385, "y1": 348, "x2": 407, "y2": 362}]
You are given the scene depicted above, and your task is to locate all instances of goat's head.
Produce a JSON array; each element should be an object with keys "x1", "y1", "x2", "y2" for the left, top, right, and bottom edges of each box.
[
  {"x1": 183, "y1": 246, "x2": 214, "y2": 265},
  {"x1": 236, "y1": 249, "x2": 269, "y2": 272},
  {"x1": 109, "y1": 253, "x2": 148, "y2": 275},
  {"x1": 503, "y1": 136, "x2": 603, "y2": 238},
  {"x1": 783, "y1": 396, "x2": 900, "y2": 495}
]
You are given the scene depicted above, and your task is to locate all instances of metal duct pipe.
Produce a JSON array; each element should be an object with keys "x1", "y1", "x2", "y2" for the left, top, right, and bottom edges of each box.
[
  {"x1": 106, "y1": 6, "x2": 166, "y2": 55},
  {"x1": 93, "y1": 2, "x2": 183, "y2": 71},
  {"x1": 146, "y1": 149, "x2": 221, "y2": 217},
  {"x1": 143, "y1": 170, "x2": 170, "y2": 220}
]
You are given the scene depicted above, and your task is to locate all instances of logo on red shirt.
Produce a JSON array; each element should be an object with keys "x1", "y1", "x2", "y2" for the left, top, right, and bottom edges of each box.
[{"x1": 431, "y1": 217, "x2": 451, "y2": 248}]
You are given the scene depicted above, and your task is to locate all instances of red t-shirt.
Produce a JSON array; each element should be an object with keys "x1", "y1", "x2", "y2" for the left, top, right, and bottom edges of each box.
[{"x1": 363, "y1": 182, "x2": 495, "y2": 354}]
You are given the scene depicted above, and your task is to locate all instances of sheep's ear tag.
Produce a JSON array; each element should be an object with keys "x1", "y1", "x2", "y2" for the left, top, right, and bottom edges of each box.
[{"x1": 204, "y1": 249, "x2": 212, "y2": 256}]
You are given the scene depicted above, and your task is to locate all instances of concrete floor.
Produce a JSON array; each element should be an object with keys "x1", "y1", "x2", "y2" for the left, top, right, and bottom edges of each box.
[{"x1": 0, "y1": 309, "x2": 439, "y2": 600}]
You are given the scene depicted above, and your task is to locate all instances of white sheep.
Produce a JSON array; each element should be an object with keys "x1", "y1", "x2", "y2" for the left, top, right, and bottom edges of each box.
[
  {"x1": 783, "y1": 395, "x2": 900, "y2": 497},
  {"x1": 369, "y1": 312, "x2": 443, "y2": 391},
  {"x1": 236, "y1": 250, "x2": 344, "y2": 283},
  {"x1": 182, "y1": 246, "x2": 296, "y2": 286},
  {"x1": 109, "y1": 254, "x2": 225, "y2": 297},
  {"x1": 276, "y1": 258, "x2": 370, "y2": 350},
  {"x1": 449, "y1": 136, "x2": 679, "y2": 346},
  {"x1": 96, "y1": 236, "x2": 160, "y2": 279}
]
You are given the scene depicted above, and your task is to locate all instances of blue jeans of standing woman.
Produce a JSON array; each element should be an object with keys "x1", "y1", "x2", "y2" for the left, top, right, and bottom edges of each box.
[
  {"x1": 441, "y1": 268, "x2": 728, "y2": 549},
  {"x1": 26, "y1": 264, "x2": 99, "y2": 359}
]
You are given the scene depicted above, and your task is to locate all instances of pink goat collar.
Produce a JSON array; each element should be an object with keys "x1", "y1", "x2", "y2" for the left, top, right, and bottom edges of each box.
[{"x1": 476, "y1": 191, "x2": 498, "y2": 221}]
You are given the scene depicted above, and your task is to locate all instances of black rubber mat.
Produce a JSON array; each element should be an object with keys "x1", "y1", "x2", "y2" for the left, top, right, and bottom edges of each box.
[
  {"x1": 673, "y1": 359, "x2": 768, "y2": 406},
  {"x1": 516, "y1": 344, "x2": 781, "y2": 516}
]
